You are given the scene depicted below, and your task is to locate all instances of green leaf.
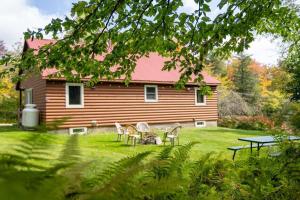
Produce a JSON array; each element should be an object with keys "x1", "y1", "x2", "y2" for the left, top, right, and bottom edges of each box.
[
  {"x1": 202, "y1": 16, "x2": 210, "y2": 22},
  {"x1": 218, "y1": 0, "x2": 228, "y2": 9},
  {"x1": 203, "y1": 4, "x2": 211, "y2": 12}
]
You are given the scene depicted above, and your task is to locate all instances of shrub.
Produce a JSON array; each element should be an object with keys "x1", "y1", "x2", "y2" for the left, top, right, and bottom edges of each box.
[
  {"x1": 217, "y1": 116, "x2": 238, "y2": 128},
  {"x1": 218, "y1": 90, "x2": 255, "y2": 117},
  {"x1": 286, "y1": 103, "x2": 300, "y2": 132},
  {"x1": 0, "y1": 96, "x2": 18, "y2": 123},
  {"x1": 218, "y1": 115, "x2": 274, "y2": 130},
  {"x1": 271, "y1": 102, "x2": 300, "y2": 133}
]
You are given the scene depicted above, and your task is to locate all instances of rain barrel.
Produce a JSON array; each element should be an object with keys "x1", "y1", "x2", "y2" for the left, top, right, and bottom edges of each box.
[{"x1": 22, "y1": 104, "x2": 39, "y2": 128}]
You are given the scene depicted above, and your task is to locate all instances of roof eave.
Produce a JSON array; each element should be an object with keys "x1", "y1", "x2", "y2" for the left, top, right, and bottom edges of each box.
[{"x1": 42, "y1": 76, "x2": 220, "y2": 86}]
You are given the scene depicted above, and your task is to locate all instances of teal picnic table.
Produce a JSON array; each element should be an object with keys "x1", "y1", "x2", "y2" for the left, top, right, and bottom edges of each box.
[
  {"x1": 228, "y1": 135, "x2": 300, "y2": 160},
  {"x1": 238, "y1": 135, "x2": 300, "y2": 153}
]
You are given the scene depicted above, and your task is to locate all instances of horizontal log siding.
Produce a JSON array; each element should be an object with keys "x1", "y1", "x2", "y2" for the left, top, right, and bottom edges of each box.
[
  {"x1": 21, "y1": 75, "x2": 46, "y2": 121},
  {"x1": 45, "y1": 81, "x2": 218, "y2": 128}
]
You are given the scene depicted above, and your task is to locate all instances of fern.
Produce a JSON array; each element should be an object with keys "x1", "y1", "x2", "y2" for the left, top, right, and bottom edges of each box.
[
  {"x1": 170, "y1": 142, "x2": 198, "y2": 178},
  {"x1": 151, "y1": 145, "x2": 173, "y2": 180},
  {"x1": 81, "y1": 151, "x2": 151, "y2": 199},
  {"x1": 0, "y1": 132, "x2": 299, "y2": 200}
]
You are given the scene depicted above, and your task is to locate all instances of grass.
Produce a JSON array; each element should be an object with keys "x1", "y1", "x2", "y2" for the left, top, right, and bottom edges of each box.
[{"x1": 0, "y1": 126, "x2": 267, "y2": 170}]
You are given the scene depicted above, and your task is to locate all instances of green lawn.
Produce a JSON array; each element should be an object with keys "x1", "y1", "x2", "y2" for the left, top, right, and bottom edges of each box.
[{"x1": 0, "y1": 126, "x2": 266, "y2": 170}]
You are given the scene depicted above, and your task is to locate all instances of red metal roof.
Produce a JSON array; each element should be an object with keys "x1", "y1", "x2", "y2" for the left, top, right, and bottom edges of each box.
[
  {"x1": 25, "y1": 39, "x2": 55, "y2": 50},
  {"x1": 25, "y1": 39, "x2": 220, "y2": 85}
]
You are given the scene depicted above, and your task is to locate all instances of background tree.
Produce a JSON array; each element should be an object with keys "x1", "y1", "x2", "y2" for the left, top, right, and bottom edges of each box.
[
  {"x1": 0, "y1": 40, "x2": 10, "y2": 98},
  {"x1": 0, "y1": 0, "x2": 299, "y2": 88},
  {"x1": 206, "y1": 53, "x2": 227, "y2": 77},
  {"x1": 0, "y1": 40, "x2": 19, "y2": 123},
  {"x1": 0, "y1": 41, "x2": 6, "y2": 57},
  {"x1": 283, "y1": 42, "x2": 300, "y2": 101},
  {"x1": 232, "y1": 54, "x2": 260, "y2": 105},
  {"x1": 215, "y1": 53, "x2": 289, "y2": 119},
  {"x1": 278, "y1": 36, "x2": 300, "y2": 132}
]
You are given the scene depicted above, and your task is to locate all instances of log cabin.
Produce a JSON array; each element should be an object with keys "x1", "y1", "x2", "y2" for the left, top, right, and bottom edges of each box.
[{"x1": 18, "y1": 39, "x2": 220, "y2": 133}]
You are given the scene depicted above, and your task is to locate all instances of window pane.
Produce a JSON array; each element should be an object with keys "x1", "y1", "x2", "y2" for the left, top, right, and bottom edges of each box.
[
  {"x1": 147, "y1": 93, "x2": 156, "y2": 99},
  {"x1": 146, "y1": 87, "x2": 156, "y2": 94},
  {"x1": 146, "y1": 87, "x2": 156, "y2": 100},
  {"x1": 197, "y1": 90, "x2": 204, "y2": 103},
  {"x1": 197, "y1": 122, "x2": 204, "y2": 126},
  {"x1": 69, "y1": 86, "x2": 81, "y2": 105}
]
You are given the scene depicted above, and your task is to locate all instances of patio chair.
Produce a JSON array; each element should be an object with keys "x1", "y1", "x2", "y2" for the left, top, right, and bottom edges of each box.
[
  {"x1": 126, "y1": 125, "x2": 141, "y2": 146},
  {"x1": 136, "y1": 122, "x2": 151, "y2": 133},
  {"x1": 163, "y1": 125, "x2": 182, "y2": 146},
  {"x1": 115, "y1": 122, "x2": 126, "y2": 141}
]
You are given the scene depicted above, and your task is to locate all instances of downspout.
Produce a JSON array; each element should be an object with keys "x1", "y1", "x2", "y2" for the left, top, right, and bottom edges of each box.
[
  {"x1": 18, "y1": 89, "x2": 22, "y2": 127},
  {"x1": 16, "y1": 81, "x2": 24, "y2": 127}
]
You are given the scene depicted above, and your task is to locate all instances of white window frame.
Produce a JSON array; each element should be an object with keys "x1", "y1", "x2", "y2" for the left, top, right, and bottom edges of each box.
[
  {"x1": 66, "y1": 83, "x2": 84, "y2": 108},
  {"x1": 25, "y1": 88, "x2": 33, "y2": 104},
  {"x1": 194, "y1": 88, "x2": 206, "y2": 106},
  {"x1": 195, "y1": 121, "x2": 206, "y2": 128},
  {"x1": 144, "y1": 85, "x2": 158, "y2": 103},
  {"x1": 69, "y1": 127, "x2": 87, "y2": 135}
]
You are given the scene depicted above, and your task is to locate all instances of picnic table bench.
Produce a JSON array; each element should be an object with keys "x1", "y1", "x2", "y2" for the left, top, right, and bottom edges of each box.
[
  {"x1": 228, "y1": 143, "x2": 276, "y2": 160},
  {"x1": 228, "y1": 135, "x2": 300, "y2": 160}
]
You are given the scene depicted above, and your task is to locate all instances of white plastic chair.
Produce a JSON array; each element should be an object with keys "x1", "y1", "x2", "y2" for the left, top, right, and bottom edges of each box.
[
  {"x1": 115, "y1": 122, "x2": 126, "y2": 141},
  {"x1": 136, "y1": 122, "x2": 150, "y2": 133},
  {"x1": 163, "y1": 124, "x2": 182, "y2": 146},
  {"x1": 126, "y1": 125, "x2": 141, "y2": 146}
]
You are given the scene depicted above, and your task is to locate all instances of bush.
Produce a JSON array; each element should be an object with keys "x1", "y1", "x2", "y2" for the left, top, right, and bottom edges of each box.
[
  {"x1": 0, "y1": 110, "x2": 17, "y2": 123},
  {"x1": 286, "y1": 103, "x2": 300, "y2": 132},
  {"x1": 270, "y1": 102, "x2": 300, "y2": 133},
  {"x1": 218, "y1": 90, "x2": 255, "y2": 117},
  {"x1": 0, "y1": 96, "x2": 18, "y2": 123},
  {"x1": 218, "y1": 115, "x2": 274, "y2": 130}
]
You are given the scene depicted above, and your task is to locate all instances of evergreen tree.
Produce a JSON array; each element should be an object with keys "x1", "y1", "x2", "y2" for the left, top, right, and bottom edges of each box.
[
  {"x1": 207, "y1": 54, "x2": 227, "y2": 77},
  {"x1": 233, "y1": 54, "x2": 260, "y2": 104},
  {"x1": 283, "y1": 43, "x2": 300, "y2": 101},
  {"x1": 0, "y1": 40, "x2": 6, "y2": 57}
]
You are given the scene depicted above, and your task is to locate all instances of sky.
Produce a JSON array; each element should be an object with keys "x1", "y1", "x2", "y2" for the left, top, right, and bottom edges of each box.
[{"x1": 0, "y1": 0, "x2": 285, "y2": 65}]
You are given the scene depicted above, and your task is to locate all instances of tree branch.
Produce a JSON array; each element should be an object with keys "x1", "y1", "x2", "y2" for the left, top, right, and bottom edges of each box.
[{"x1": 91, "y1": 0, "x2": 125, "y2": 56}]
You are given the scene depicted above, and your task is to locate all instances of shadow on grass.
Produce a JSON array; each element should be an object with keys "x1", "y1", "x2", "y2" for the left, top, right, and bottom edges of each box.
[
  {"x1": 0, "y1": 125, "x2": 51, "y2": 134},
  {"x1": 93, "y1": 140, "x2": 121, "y2": 143},
  {"x1": 202, "y1": 128, "x2": 265, "y2": 136},
  {"x1": 105, "y1": 142, "x2": 180, "y2": 150},
  {"x1": 0, "y1": 129, "x2": 83, "y2": 199},
  {"x1": 0, "y1": 125, "x2": 22, "y2": 133}
]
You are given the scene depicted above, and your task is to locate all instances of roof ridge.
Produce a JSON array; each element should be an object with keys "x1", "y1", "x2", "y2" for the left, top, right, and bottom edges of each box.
[{"x1": 25, "y1": 39, "x2": 220, "y2": 85}]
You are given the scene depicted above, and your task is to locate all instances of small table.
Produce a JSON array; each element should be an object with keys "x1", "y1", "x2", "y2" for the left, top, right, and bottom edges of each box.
[
  {"x1": 238, "y1": 135, "x2": 300, "y2": 153},
  {"x1": 140, "y1": 131, "x2": 149, "y2": 138},
  {"x1": 142, "y1": 132, "x2": 158, "y2": 144}
]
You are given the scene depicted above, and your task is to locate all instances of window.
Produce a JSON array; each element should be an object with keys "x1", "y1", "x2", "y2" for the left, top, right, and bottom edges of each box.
[
  {"x1": 66, "y1": 83, "x2": 84, "y2": 108},
  {"x1": 25, "y1": 88, "x2": 33, "y2": 104},
  {"x1": 144, "y1": 85, "x2": 158, "y2": 102},
  {"x1": 195, "y1": 88, "x2": 206, "y2": 105},
  {"x1": 195, "y1": 121, "x2": 206, "y2": 128},
  {"x1": 69, "y1": 127, "x2": 87, "y2": 135}
]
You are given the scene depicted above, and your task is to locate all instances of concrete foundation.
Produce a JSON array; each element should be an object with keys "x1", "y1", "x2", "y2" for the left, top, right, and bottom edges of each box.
[
  {"x1": 205, "y1": 121, "x2": 218, "y2": 127},
  {"x1": 49, "y1": 120, "x2": 218, "y2": 134}
]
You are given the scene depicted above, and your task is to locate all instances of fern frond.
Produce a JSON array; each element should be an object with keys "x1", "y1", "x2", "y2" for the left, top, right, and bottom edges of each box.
[
  {"x1": 157, "y1": 146, "x2": 173, "y2": 160},
  {"x1": 83, "y1": 151, "x2": 152, "y2": 199},
  {"x1": 169, "y1": 142, "x2": 199, "y2": 178}
]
